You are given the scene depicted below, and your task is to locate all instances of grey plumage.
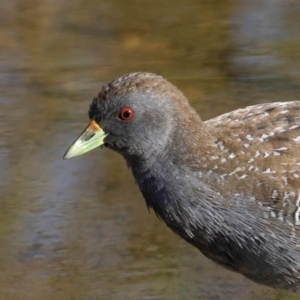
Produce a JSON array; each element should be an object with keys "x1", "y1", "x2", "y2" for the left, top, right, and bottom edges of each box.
[{"x1": 67, "y1": 72, "x2": 300, "y2": 292}]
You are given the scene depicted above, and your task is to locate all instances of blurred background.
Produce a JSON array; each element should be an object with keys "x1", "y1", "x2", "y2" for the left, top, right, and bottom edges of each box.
[{"x1": 1, "y1": 0, "x2": 300, "y2": 299}]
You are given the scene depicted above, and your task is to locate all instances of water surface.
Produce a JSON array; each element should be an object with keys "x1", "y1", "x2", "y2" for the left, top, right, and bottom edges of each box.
[{"x1": 1, "y1": 1, "x2": 300, "y2": 299}]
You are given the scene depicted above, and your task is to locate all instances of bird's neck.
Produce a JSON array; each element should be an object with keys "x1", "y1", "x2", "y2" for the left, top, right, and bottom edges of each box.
[
  {"x1": 125, "y1": 116, "x2": 219, "y2": 239},
  {"x1": 128, "y1": 151, "x2": 218, "y2": 240}
]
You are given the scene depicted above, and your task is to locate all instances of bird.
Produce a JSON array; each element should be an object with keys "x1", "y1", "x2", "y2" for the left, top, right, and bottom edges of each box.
[{"x1": 64, "y1": 72, "x2": 300, "y2": 292}]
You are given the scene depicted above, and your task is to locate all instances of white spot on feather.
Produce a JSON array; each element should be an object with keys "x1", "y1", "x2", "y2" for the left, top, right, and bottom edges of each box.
[
  {"x1": 229, "y1": 153, "x2": 236, "y2": 159},
  {"x1": 282, "y1": 176, "x2": 288, "y2": 185},
  {"x1": 275, "y1": 126, "x2": 284, "y2": 132},
  {"x1": 280, "y1": 110, "x2": 289, "y2": 114},
  {"x1": 229, "y1": 167, "x2": 244, "y2": 176},
  {"x1": 259, "y1": 134, "x2": 269, "y2": 142},
  {"x1": 263, "y1": 168, "x2": 276, "y2": 174},
  {"x1": 295, "y1": 194, "x2": 300, "y2": 225},
  {"x1": 274, "y1": 147, "x2": 288, "y2": 151},
  {"x1": 217, "y1": 142, "x2": 225, "y2": 150},
  {"x1": 271, "y1": 190, "x2": 278, "y2": 199},
  {"x1": 210, "y1": 155, "x2": 219, "y2": 160}
]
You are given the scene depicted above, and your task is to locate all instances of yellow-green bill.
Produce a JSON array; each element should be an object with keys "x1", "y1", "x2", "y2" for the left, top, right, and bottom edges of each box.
[{"x1": 63, "y1": 120, "x2": 107, "y2": 159}]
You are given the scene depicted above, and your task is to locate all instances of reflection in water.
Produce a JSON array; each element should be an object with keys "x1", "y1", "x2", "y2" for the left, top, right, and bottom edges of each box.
[{"x1": 0, "y1": 0, "x2": 300, "y2": 299}]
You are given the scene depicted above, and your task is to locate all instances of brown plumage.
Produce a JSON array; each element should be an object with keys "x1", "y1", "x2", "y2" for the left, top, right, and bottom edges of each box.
[
  {"x1": 64, "y1": 72, "x2": 300, "y2": 292},
  {"x1": 206, "y1": 102, "x2": 300, "y2": 222}
]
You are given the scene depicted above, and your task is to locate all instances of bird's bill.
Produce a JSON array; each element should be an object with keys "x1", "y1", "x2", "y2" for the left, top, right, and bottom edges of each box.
[{"x1": 63, "y1": 120, "x2": 107, "y2": 159}]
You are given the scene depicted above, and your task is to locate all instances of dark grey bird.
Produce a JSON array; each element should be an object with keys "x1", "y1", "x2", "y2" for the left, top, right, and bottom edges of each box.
[{"x1": 64, "y1": 72, "x2": 300, "y2": 292}]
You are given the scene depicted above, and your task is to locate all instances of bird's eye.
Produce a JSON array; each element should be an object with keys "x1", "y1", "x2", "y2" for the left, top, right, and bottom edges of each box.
[{"x1": 119, "y1": 107, "x2": 134, "y2": 121}]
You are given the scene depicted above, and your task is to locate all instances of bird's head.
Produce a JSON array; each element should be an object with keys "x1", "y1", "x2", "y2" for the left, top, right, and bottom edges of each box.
[{"x1": 64, "y1": 72, "x2": 198, "y2": 163}]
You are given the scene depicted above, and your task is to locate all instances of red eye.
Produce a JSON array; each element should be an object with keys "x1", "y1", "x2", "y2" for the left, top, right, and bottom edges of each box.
[{"x1": 119, "y1": 107, "x2": 134, "y2": 121}]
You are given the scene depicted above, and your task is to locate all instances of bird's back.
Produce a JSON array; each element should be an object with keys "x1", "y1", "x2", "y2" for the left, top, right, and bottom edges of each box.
[{"x1": 196, "y1": 101, "x2": 300, "y2": 291}]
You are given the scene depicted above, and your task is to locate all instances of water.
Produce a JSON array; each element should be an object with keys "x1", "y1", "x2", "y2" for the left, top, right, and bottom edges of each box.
[{"x1": 0, "y1": 0, "x2": 300, "y2": 299}]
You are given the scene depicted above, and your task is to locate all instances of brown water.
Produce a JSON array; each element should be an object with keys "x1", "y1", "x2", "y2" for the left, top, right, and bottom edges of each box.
[{"x1": 1, "y1": 0, "x2": 300, "y2": 299}]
